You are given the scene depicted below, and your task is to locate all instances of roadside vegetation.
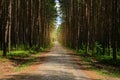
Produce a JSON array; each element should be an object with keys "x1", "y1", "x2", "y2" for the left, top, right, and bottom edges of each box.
[
  {"x1": 77, "y1": 44, "x2": 120, "y2": 77},
  {"x1": 57, "y1": 0, "x2": 120, "y2": 78}
]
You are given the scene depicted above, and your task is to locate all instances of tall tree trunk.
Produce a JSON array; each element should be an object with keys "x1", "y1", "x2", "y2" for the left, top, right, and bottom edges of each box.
[
  {"x1": 112, "y1": 0, "x2": 117, "y2": 62},
  {"x1": 8, "y1": 0, "x2": 12, "y2": 53}
]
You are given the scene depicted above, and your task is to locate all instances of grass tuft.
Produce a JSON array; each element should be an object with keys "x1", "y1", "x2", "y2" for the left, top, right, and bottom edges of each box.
[{"x1": 8, "y1": 51, "x2": 30, "y2": 58}]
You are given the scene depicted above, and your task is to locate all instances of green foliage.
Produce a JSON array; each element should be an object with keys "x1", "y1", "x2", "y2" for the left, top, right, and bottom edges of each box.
[
  {"x1": 40, "y1": 44, "x2": 52, "y2": 52},
  {"x1": 77, "y1": 52, "x2": 120, "y2": 77},
  {"x1": 0, "y1": 51, "x2": 2, "y2": 56},
  {"x1": 117, "y1": 49, "x2": 120, "y2": 56},
  {"x1": 78, "y1": 44, "x2": 86, "y2": 54},
  {"x1": 96, "y1": 55, "x2": 120, "y2": 65},
  {"x1": 40, "y1": 47, "x2": 45, "y2": 51},
  {"x1": 11, "y1": 44, "x2": 31, "y2": 51},
  {"x1": 17, "y1": 44, "x2": 25, "y2": 50},
  {"x1": 75, "y1": 43, "x2": 120, "y2": 77},
  {"x1": 14, "y1": 57, "x2": 35, "y2": 72},
  {"x1": 0, "y1": 51, "x2": 9, "y2": 62},
  {"x1": 96, "y1": 55, "x2": 113, "y2": 64},
  {"x1": 78, "y1": 44, "x2": 92, "y2": 55},
  {"x1": 93, "y1": 67, "x2": 120, "y2": 78},
  {"x1": 78, "y1": 49, "x2": 85, "y2": 55},
  {"x1": 78, "y1": 47, "x2": 120, "y2": 65},
  {"x1": 94, "y1": 42, "x2": 103, "y2": 55},
  {"x1": 81, "y1": 56, "x2": 92, "y2": 64},
  {"x1": 29, "y1": 50, "x2": 37, "y2": 54},
  {"x1": 8, "y1": 51, "x2": 30, "y2": 58}
]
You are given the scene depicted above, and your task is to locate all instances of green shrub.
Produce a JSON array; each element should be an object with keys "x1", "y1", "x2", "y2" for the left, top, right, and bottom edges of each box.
[
  {"x1": 29, "y1": 50, "x2": 37, "y2": 54},
  {"x1": 117, "y1": 50, "x2": 120, "y2": 56},
  {"x1": 96, "y1": 55, "x2": 112, "y2": 62},
  {"x1": 77, "y1": 44, "x2": 86, "y2": 55},
  {"x1": 95, "y1": 55, "x2": 120, "y2": 65},
  {"x1": 78, "y1": 49, "x2": 85, "y2": 55},
  {"x1": 95, "y1": 42, "x2": 103, "y2": 55},
  {"x1": 11, "y1": 44, "x2": 26, "y2": 50},
  {"x1": 40, "y1": 47, "x2": 45, "y2": 51}
]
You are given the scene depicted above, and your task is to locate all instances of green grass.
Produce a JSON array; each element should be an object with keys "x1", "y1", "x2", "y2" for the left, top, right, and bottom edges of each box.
[
  {"x1": 92, "y1": 65, "x2": 120, "y2": 77},
  {"x1": 13, "y1": 46, "x2": 52, "y2": 72},
  {"x1": 14, "y1": 57, "x2": 35, "y2": 72},
  {"x1": 0, "y1": 50, "x2": 38, "y2": 59},
  {"x1": 7, "y1": 49, "x2": 40, "y2": 58},
  {"x1": 95, "y1": 55, "x2": 120, "y2": 66},
  {"x1": 0, "y1": 51, "x2": 8, "y2": 62},
  {"x1": 2, "y1": 50, "x2": 38, "y2": 72},
  {"x1": 76, "y1": 49, "x2": 120, "y2": 78},
  {"x1": 0, "y1": 45, "x2": 52, "y2": 72},
  {"x1": 0, "y1": 44, "x2": 52, "y2": 58},
  {"x1": 0, "y1": 50, "x2": 2, "y2": 56},
  {"x1": 8, "y1": 51, "x2": 30, "y2": 58},
  {"x1": 14, "y1": 63, "x2": 29, "y2": 72}
]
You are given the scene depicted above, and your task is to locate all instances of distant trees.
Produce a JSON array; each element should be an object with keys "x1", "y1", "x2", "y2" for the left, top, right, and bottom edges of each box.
[
  {"x1": 58, "y1": 0, "x2": 120, "y2": 61},
  {"x1": 0, "y1": 0, "x2": 57, "y2": 56}
]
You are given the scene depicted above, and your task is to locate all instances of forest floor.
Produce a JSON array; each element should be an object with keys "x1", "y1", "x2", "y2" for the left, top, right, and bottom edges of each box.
[{"x1": 0, "y1": 42, "x2": 120, "y2": 80}]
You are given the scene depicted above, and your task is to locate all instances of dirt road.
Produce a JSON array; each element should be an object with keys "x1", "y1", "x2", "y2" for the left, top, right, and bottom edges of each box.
[{"x1": 0, "y1": 42, "x2": 90, "y2": 80}]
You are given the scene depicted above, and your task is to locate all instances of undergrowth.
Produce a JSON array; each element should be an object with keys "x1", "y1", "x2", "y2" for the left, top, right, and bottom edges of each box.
[
  {"x1": 77, "y1": 49, "x2": 120, "y2": 78},
  {"x1": 14, "y1": 57, "x2": 35, "y2": 72}
]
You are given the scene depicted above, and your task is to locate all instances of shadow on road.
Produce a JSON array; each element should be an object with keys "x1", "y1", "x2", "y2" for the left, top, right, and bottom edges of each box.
[
  {"x1": 0, "y1": 42, "x2": 96, "y2": 80},
  {"x1": 0, "y1": 70, "x2": 98, "y2": 80}
]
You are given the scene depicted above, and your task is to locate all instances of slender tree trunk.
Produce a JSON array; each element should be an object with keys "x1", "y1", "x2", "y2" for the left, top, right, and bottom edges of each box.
[
  {"x1": 112, "y1": 0, "x2": 117, "y2": 62},
  {"x1": 8, "y1": 0, "x2": 12, "y2": 53}
]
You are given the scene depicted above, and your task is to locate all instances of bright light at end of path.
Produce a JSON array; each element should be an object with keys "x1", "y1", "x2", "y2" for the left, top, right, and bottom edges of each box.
[{"x1": 55, "y1": 0, "x2": 62, "y2": 29}]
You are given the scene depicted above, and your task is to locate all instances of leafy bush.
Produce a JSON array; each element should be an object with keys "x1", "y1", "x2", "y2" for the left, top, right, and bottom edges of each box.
[
  {"x1": 78, "y1": 49, "x2": 85, "y2": 55},
  {"x1": 96, "y1": 55, "x2": 112, "y2": 62},
  {"x1": 29, "y1": 50, "x2": 37, "y2": 54},
  {"x1": 11, "y1": 44, "x2": 25, "y2": 50},
  {"x1": 94, "y1": 42, "x2": 103, "y2": 55},
  {"x1": 40, "y1": 47, "x2": 45, "y2": 51},
  {"x1": 95, "y1": 55, "x2": 120, "y2": 66},
  {"x1": 77, "y1": 44, "x2": 86, "y2": 55}
]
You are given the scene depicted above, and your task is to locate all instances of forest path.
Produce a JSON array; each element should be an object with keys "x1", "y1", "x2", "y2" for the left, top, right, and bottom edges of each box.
[{"x1": 1, "y1": 42, "x2": 90, "y2": 80}]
